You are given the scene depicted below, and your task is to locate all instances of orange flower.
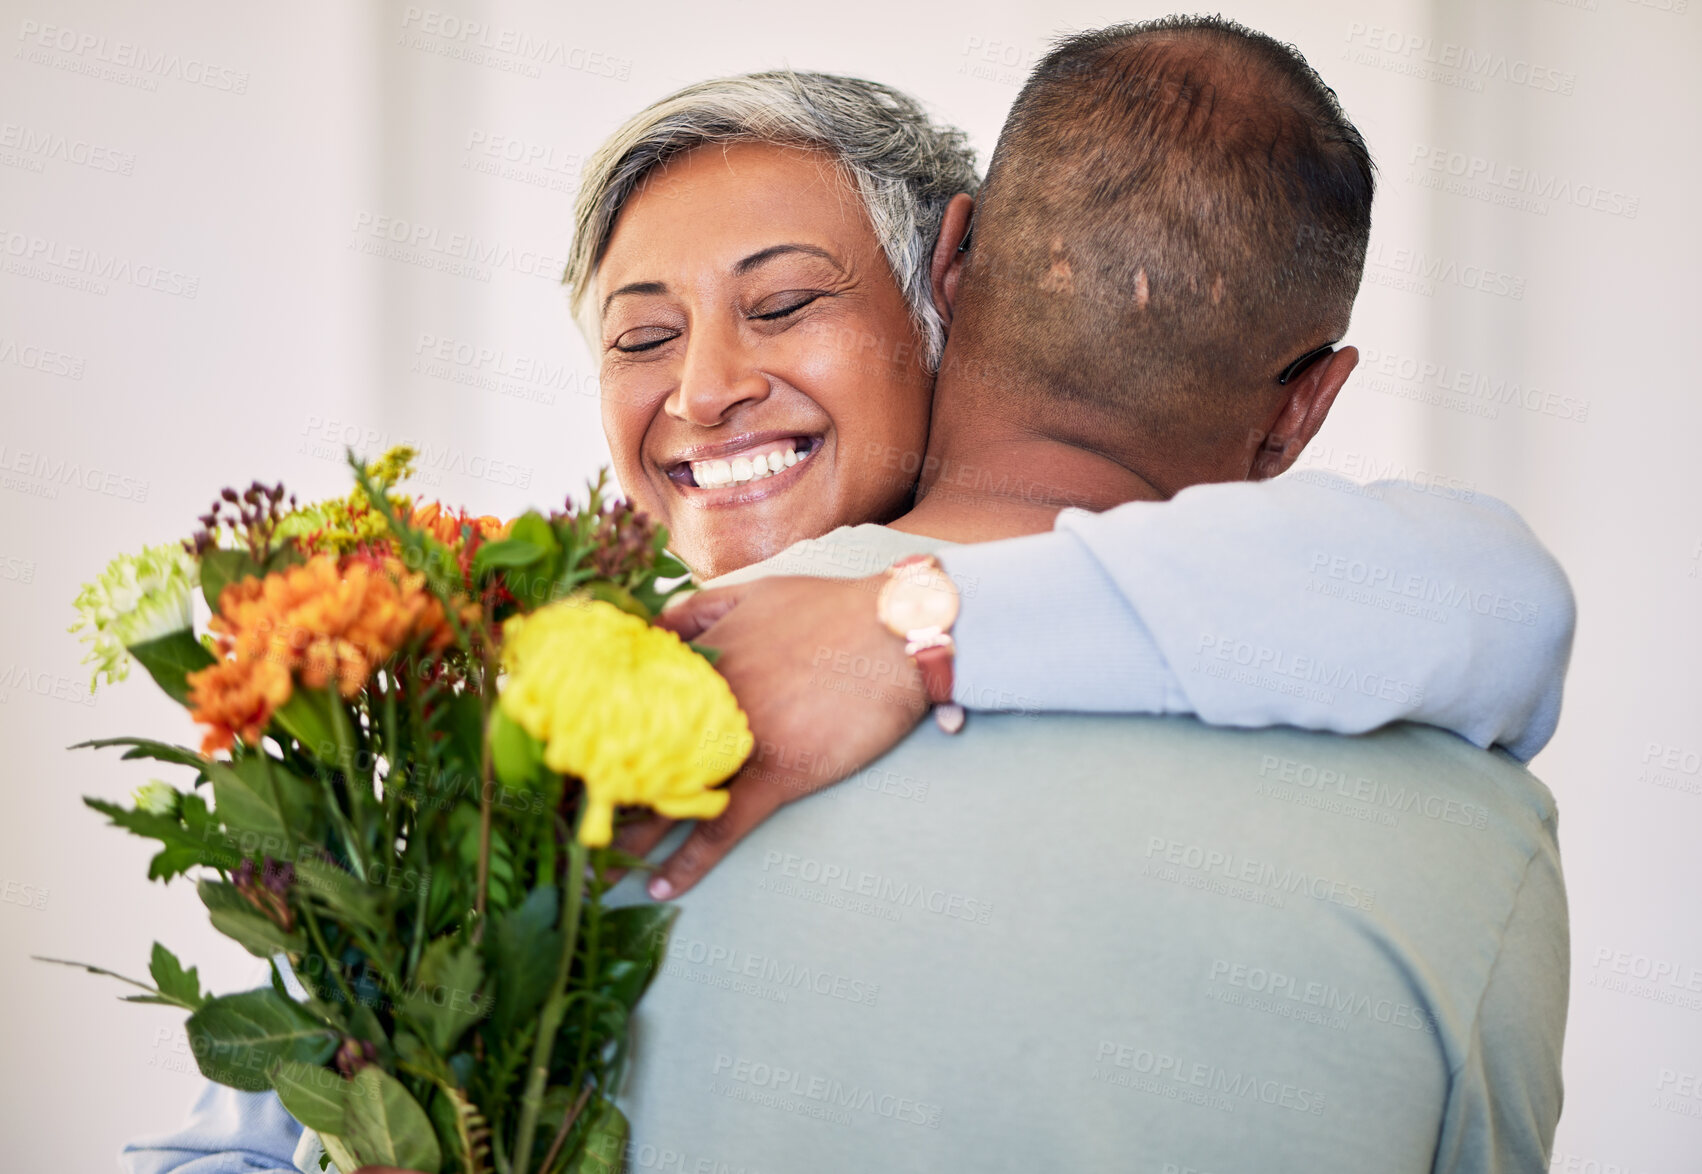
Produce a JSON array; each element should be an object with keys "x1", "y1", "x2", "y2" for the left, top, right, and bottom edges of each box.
[
  {"x1": 410, "y1": 501, "x2": 510, "y2": 547},
  {"x1": 187, "y1": 554, "x2": 466, "y2": 755}
]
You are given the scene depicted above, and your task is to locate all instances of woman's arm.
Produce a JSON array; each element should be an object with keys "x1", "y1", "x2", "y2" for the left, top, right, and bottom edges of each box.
[
  {"x1": 627, "y1": 472, "x2": 1576, "y2": 898},
  {"x1": 119, "y1": 1080, "x2": 303, "y2": 1174},
  {"x1": 940, "y1": 471, "x2": 1574, "y2": 760}
]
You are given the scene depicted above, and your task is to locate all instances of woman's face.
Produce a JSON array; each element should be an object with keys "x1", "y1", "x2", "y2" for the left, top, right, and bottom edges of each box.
[{"x1": 595, "y1": 142, "x2": 933, "y2": 580}]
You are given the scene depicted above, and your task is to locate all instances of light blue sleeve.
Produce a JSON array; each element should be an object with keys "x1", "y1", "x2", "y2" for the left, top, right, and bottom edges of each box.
[
  {"x1": 119, "y1": 1080, "x2": 303, "y2": 1174},
  {"x1": 937, "y1": 472, "x2": 1575, "y2": 761}
]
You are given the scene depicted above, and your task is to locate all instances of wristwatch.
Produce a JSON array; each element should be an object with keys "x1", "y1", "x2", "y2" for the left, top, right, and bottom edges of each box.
[{"x1": 875, "y1": 553, "x2": 966, "y2": 734}]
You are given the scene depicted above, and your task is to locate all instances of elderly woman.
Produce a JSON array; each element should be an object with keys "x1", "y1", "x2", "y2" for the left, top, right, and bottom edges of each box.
[
  {"x1": 120, "y1": 68, "x2": 1571, "y2": 1174},
  {"x1": 566, "y1": 72, "x2": 976, "y2": 579}
]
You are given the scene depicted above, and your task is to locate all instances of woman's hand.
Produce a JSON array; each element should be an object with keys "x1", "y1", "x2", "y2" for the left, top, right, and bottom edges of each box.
[{"x1": 619, "y1": 574, "x2": 928, "y2": 896}]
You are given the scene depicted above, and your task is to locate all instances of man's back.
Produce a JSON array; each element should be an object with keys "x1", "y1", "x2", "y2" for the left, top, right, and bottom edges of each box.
[{"x1": 616, "y1": 528, "x2": 1568, "y2": 1173}]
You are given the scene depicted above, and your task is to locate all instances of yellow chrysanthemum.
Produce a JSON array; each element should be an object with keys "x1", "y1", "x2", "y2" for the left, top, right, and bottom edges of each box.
[{"x1": 497, "y1": 599, "x2": 752, "y2": 846}]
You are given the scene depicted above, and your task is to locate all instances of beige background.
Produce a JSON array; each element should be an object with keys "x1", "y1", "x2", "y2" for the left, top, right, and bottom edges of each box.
[{"x1": 1, "y1": 0, "x2": 1697, "y2": 1169}]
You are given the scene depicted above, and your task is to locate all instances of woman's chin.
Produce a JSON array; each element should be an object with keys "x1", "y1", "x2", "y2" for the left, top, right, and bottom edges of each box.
[{"x1": 675, "y1": 512, "x2": 831, "y2": 581}]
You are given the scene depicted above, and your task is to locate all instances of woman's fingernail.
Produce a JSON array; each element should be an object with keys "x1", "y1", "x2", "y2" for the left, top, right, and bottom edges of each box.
[{"x1": 648, "y1": 877, "x2": 674, "y2": 901}]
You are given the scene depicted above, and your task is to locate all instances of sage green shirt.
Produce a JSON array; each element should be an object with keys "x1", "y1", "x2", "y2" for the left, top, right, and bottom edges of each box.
[{"x1": 613, "y1": 525, "x2": 1568, "y2": 1174}]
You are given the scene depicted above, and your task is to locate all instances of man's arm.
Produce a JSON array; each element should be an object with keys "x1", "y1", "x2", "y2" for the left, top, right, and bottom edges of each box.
[
  {"x1": 942, "y1": 472, "x2": 1574, "y2": 762},
  {"x1": 634, "y1": 473, "x2": 1575, "y2": 896},
  {"x1": 1430, "y1": 814, "x2": 1569, "y2": 1171}
]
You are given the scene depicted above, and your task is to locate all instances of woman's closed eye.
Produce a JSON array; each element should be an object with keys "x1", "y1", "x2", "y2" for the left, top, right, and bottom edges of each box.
[
  {"x1": 748, "y1": 290, "x2": 827, "y2": 321},
  {"x1": 611, "y1": 326, "x2": 680, "y2": 354}
]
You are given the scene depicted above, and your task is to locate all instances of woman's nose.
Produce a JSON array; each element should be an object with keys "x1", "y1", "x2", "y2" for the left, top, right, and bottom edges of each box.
[{"x1": 663, "y1": 324, "x2": 771, "y2": 427}]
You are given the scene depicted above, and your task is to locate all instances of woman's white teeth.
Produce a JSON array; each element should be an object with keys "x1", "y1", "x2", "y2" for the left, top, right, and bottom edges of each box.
[{"x1": 690, "y1": 443, "x2": 809, "y2": 488}]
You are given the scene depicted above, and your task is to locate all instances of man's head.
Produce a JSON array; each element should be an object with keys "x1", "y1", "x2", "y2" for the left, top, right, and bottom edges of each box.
[{"x1": 937, "y1": 16, "x2": 1375, "y2": 490}]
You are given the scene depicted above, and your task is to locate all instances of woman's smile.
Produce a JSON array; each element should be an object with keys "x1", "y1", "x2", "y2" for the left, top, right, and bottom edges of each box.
[{"x1": 662, "y1": 432, "x2": 823, "y2": 499}]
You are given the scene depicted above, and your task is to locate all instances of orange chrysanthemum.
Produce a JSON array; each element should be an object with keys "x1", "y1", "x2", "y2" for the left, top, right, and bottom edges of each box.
[{"x1": 187, "y1": 554, "x2": 466, "y2": 755}]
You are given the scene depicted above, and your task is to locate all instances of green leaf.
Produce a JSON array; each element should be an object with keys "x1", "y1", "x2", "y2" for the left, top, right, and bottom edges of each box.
[
  {"x1": 198, "y1": 878, "x2": 306, "y2": 958},
  {"x1": 471, "y1": 537, "x2": 546, "y2": 575},
  {"x1": 83, "y1": 796, "x2": 241, "y2": 882},
  {"x1": 488, "y1": 885, "x2": 561, "y2": 1038},
  {"x1": 341, "y1": 1064, "x2": 443, "y2": 1173},
  {"x1": 489, "y1": 706, "x2": 543, "y2": 792},
  {"x1": 185, "y1": 988, "x2": 338, "y2": 1093},
  {"x1": 294, "y1": 857, "x2": 388, "y2": 937},
  {"x1": 73, "y1": 736, "x2": 208, "y2": 772},
  {"x1": 35, "y1": 954, "x2": 167, "y2": 1001},
  {"x1": 405, "y1": 938, "x2": 486, "y2": 1055},
  {"x1": 146, "y1": 942, "x2": 207, "y2": 1010},
  {"x1": 507, "y1": 512, "x2": 559, "y2": 556},
  {"x1": 270, "y1": 1059, "x2": 351, "y2": 1135},
  {"x1": 586, "y1": 581, "x2": 648, "y2": 619},
  {"x1": 318, "y1": 1132, "x2": 365, "y2": 1174},
  {"x1": 599, "y1": 905, "x2": 678, "y2": 1013},
  {"x1": 652, "y1": 551, "x2": 689, "y2": 580},
  {"x1": 263, "y1": 543, "x2": 306, "y2": 575},
  {"x1": 426, "y1": 1080, "x2": 490, "y2": 1174},
  {"x1": 497, "y1": 512, "x2": 563, "y2": 607},
  {"x1": 441, "y1": 691, "x2": 486, "y2": 781},
  {"x1": 563, "y1": 1095, "x2": 628, "y2": 1174},
  {"x1": 127, "y1": 629, "x2": 217, "y2": 706},
  {"x1": 274, "y1": 688, "x2": 335, "y2": 759},
  {"x1": 200, "y1": 548, "x2": 260, "y2": 612},
  {"x1": 209, "y1": 755, "x2": 316, "y2": 844},
  {"x1": 687, "y1": 641, "x2": 720, "y2": 667}
]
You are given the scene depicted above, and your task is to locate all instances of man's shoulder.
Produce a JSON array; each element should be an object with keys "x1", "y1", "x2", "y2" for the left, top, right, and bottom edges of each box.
[{"x1": 706, "y1": 525, "x2": 956, "y2": 587}]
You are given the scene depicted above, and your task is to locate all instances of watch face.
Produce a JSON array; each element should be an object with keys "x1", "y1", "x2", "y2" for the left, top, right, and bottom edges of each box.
[{"x1": 884, "y1": 562, "x2": 959, "y2": 635}]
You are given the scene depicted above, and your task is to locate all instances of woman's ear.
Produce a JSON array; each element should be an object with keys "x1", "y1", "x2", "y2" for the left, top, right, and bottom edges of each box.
[{"x1": 929, "y1": 193, "x2": 975, "y2": 329}]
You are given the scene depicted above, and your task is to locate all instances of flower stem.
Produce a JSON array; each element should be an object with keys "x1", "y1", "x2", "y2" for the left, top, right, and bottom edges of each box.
[
  {"x1": 300, "y1": 904, "x2": 360, "y2": 1010},
  {"x1": 321, "y1": 691, "x2": 370, "y2": 882},
  {"x1": 509, "y1": 835, "x2": 586, "y2": 1174},
  {"x1": 473, "y1": 640, "x2": 496, "y2": 940}
]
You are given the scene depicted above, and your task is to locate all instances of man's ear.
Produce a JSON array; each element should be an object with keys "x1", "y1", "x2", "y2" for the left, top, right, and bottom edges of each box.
[
  {"x1": 929, "y1": 193, "x2": 975, "y2": 330},
  {"x1": 1250, "y1": 345, "x2": 1359, "y2": 480}
]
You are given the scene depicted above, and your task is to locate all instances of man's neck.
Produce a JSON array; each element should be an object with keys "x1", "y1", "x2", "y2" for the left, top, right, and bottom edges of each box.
[{"x1": 889, "y1": 381, "x2": 1165, "y2": 542}]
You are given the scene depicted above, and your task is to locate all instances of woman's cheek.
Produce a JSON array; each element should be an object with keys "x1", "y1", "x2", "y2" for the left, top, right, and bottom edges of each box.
[{"x1": 599, "y1": 378, "x2": 653, "y2": 501}]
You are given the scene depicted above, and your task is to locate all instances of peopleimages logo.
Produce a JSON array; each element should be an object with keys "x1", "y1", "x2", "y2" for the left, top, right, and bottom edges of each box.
[
  {"x1": 0, "y1": 444, "x2": 149, "y2": 502},
  {"x1": 351, "y1": 212, "x2": 566, "y2": 283},
  {"x1": 1363, "y1": 241, "x2": 1526, "y2": 300},
  {"x1": 1357, "y1": 346, "x2": 1591, "y2": 424},
  {"x1": 1093, "y1": 1039, "x2": 1328, "y2": 1115},
  {"x1": 0, "y1": 336, "x2": 85, "y2": 381},
  {"x1": 710, "y1": 1054, "x2": 943, "y2": 1129},
  {"x1": 0, "y1": 122, "x2": 136, "y2": 176},
  {"x1": 0, "y1": 230, "x2": 200, "y2": 298},
  {"x1": 1342, "y1": 22, "x2": 1576, "y2": 95},
  {"x1": 14, "y1": 19, "x2": 250, "y2": 93},
  {"x1": 1408, "y1": 145, "x2": 1639, "y2": 220},
  {"x1": 397, "y1": 7, "x2": 631, "y2": 81},
  {"x1": 1306, "y1": 551, "x2": 1543, "y2": 627}
]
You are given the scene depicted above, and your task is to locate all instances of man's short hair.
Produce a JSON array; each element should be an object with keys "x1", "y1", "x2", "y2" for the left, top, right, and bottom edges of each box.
[{"x1": 955, "y1": 17, "x2": 1375, "y2": 440}]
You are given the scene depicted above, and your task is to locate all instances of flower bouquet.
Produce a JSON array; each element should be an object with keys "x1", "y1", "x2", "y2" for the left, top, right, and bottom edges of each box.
[{"x1": 48, "y1": 448, "x2": 750, "y2": 1174}]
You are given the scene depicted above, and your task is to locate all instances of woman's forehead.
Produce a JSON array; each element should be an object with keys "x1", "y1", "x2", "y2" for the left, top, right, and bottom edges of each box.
[{"x1": 598, "y1": 143, "x2": 873, "y2": 286}]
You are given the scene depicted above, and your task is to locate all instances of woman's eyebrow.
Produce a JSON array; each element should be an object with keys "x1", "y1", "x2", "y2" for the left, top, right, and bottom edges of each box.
[
  {"x1": 602, "y1": 245, "x2": 844, "y2": 316},
  {"x1": 734, "y1": 243, "x2": 842, "y2": 275},
  {"x1": 601, "y1": 280, "x2": 667, "y2": 316}
]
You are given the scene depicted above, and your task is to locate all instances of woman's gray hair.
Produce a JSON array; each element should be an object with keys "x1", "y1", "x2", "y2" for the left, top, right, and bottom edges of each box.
[{"x1": 565, "y1": 70, "x2": 980, "y2": 370}]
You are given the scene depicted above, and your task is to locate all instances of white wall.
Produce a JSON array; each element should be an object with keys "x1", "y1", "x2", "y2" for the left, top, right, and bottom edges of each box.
[{"x1": 1, "y1": 0, "x2": 1696, "y2": 1169}]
